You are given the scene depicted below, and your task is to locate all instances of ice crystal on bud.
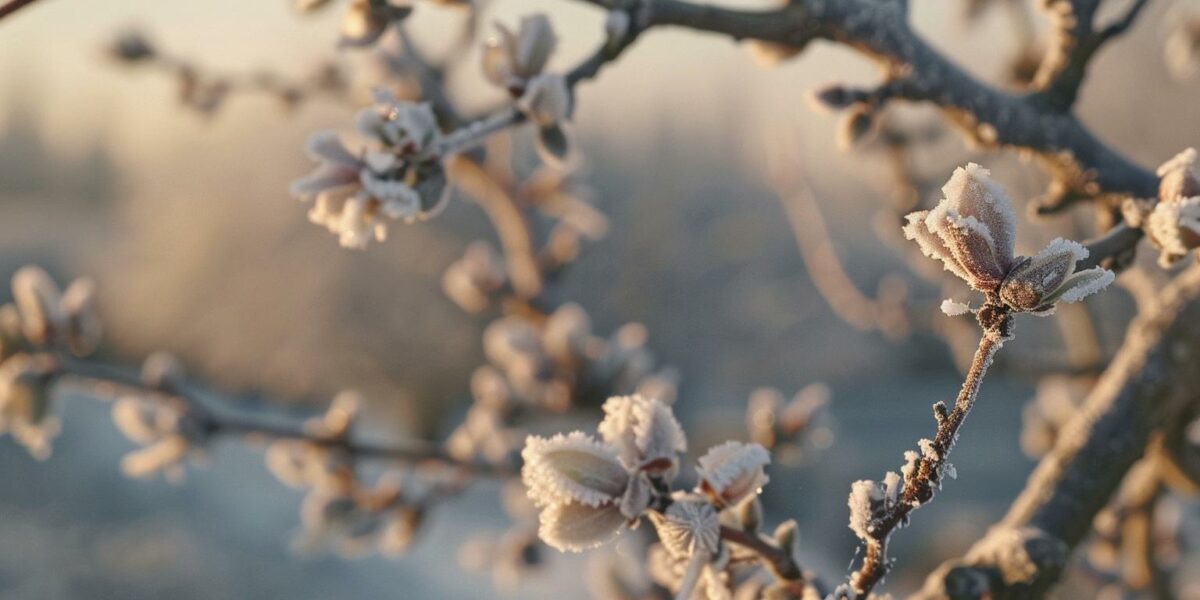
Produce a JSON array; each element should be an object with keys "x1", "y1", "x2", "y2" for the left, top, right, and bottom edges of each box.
[
  {"x1": 695, "y1": 441, "x2": 770, "y2": 509},
  {"x1": 650, "y1": 495, "x2": 720, "y2": 559},
  {"x1": 905, "y1": 163, "x2": 1112, "y2": 313},
  {"x1": 598, "y1": 394, "x2": 686, "y2": 475},
  {"x1": 940, "y1": 299, "x2": 971, "y2": 316},
  {"x1": 292, "y1": 97, "x2": 448, "y2": 249},
  {"x1": 483, "y1": 14, "x2": 557, "y2": 93},
  {"x1": 848, "y1": 479, "x2": 886, "y2": 541},
  {"x1": 522, "y1": 432, "x2": 629, "y2": 508}
]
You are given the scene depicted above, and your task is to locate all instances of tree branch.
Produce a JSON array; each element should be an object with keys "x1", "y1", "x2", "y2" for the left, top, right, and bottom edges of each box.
[
  {"x1": 0, "y1": 0, "x2": 46, "y2": 22},
  {"x1": 918, "y1": 262, "x2": 1200, "y2": 598}
]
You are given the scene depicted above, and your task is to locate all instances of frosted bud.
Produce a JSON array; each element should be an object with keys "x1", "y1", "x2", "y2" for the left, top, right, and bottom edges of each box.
[
  {"x1": 598, "y1": 394, "x2": 687, "y2": 476},
  {"x1": 903, "y1": 164, "x2": 1017, "y2": 293},
  {"x1": 12, "y1": 266, "x2": 65, "y2": 346},
  {"x1": 521, "y1": 432, "x2": 630, "y2": 508},
  {"x1": 0, "y1": 353, "x2": 58, "y2": 459},
  {"x1": 650, "y1": 495, "x2": 721, "y2": 559},
  {"x1": 695, "y1": 441, "x2": 770, "y2": 509},
  {"x1": 378, "y1": 506, "x2": 424, "y2": 556},
  {"x1": 1165, "y1": 20, "x2": 1200, "y2": 81},
  {"x1": 310, "y1": 391, "x2": 360, "y2": 439},
  {"x1": 518, "y1": 73, "x2": 572, "y2": 166},
  {"x1": 120, "y1": 436, "x2": 190, "y2": 481},
  {"x1": 940, "y1": 299, "x2": 971, "y2": 316},
  {"x1": 1140, "y1": 148, "x2": 1200, "y2": 266},
  {"x1": 999, "y1": 238, "x2": 1113, "y2": 313},
  {"x1": 484, "y1": 317, "x2": 544, "y2": 370},
  {"x1": 442, "y1": 241, "x2": 506, "y2": 313},
  {"x1": 483, "y1": 14, "x2": 557, "y2": 91},
  {"x1": 1157, "y1": 148, "x2": 1200, "y2": 204}
]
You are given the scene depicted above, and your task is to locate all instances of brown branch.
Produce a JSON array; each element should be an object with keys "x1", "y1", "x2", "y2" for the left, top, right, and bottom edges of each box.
[
  {"x1": 49, "y1": 353, "x2": 509, "y2": 477},
  {"x1": 918, "y1": 263, "x2": 1200, "y2": 598},
  {"x1": 847, "y1": 314, "x2": 1009, "y2": 598},
  {"x1": 0, "y1": 0, "x2": 46, "y2": 22},
  {"x1": 569, "y1": 0, "x2": 1157, "y2": 200}
]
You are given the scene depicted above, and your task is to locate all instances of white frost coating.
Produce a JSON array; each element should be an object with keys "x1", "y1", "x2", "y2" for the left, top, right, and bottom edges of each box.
[
  {"x1": 598, "y1": 395, "x2": 686, "y2": 471},
  {"x1": 929, "y1": 207, "x2": 998, "y2": 252},
  {"x1": 940, "y1": 163, "x2": 1017, "y2": 261},
  {"x1": 1055, "y1": 268, "x2": 1115, "y2": 304},
  {"x1": 940, "y1": 299, "x2": 971, "y2": 316},
  {"x1": 900, "y1": 450, "x2": 920, "y2": 481},
  {"x1": 918, "y1": 438, "x2": 939, "y2": 461},
  {"x1": 521, "y1": 432, "x2": 629, "y2": 508},
  {"x1": 945, "y1": 463, "x2": 958, "y2": 480},
  {"x1": 695, "y1": 441, "x2": 770, "y2": 507},
  {"x1": 1031, "y1": 237, "x2": 1088, "y2": 264},
  {"x1": 848, "y1": 479, "x2": 884, "y2": 541},
  {"x1": 882, "y1": 471, "x2": 903, "y2": 505},
  {"x1": 537, "y1": 501, "x2": 627, "y2": 553},
  {"x1": 904, "y1": 212, "x2": 969, "y2": 279}
]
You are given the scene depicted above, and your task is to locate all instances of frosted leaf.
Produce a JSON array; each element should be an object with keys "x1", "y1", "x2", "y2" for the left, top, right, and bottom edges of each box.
[
  {"x1": 598, "y1": 394, "x2": 686, "y2": 474},
  {"x1": 695, "y1": 441, "x2": 769, "y2": 508},
  {"x1": 650, "y1": 495, "x2": 720, "y2": 559},
  {"x1": 521, "y1": 432, "x2": 629, "y2": 508},
  {"x1": 1050, "y1": 268, "x2": 1115, "y2": 304},
  {"x1": 903, "y1": 211, "x2": 971, "y2": 282},
  {"x1": 940, "y1": 299, "x2": 971, "y2": 316},
  {"x1": 619, "y1": 471, "x2": 652, "y2": 519},
  {"x1": 538, "y1": 501, "x2": 627, "y2": 553},
  {"x1": 1000, "y1": 238, "x2": 1090, "y2": 312},
  {"x1": 940, "y1": 163, "x2": 1017, "y2": 265}
]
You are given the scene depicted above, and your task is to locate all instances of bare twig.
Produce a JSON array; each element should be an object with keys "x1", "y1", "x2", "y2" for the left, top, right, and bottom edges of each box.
[
  {"x1": 50, "y1": 353, "x2": 509, "y2": 477},
  {"x1": 847, "y1": 313, "x2": 1009, "y2": 597}
]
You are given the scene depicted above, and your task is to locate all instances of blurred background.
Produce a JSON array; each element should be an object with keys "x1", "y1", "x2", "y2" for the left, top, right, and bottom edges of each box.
[{"x1": 1, "y1": 0, "x2": 1199, "y2": 597}]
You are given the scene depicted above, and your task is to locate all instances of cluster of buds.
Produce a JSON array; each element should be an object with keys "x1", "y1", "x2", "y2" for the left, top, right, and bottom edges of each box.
[
  {"x1": 903, "y1": 163, "x2": 1113, "y2": 327},
  {"x1": 745, "y1": 383, "x2": 832, "y2": 463},
  {"x1": 265, "y1": 392, "x2": 433, "y2": 557},
  {"x1": 522, "y1": 395, "x2": 785, "y2": 598},
  {"x1": 446, "y1": 304, "x2": 677, "y2": 465},
  {"x1": 0, "y1": 267, "x2": 102, "y2": 458},
  {"x1": 1122, "y1": 148, "x2": 1200, "y2": 267},
  {"x1": 291, "y1": 91, "x2": 449, "y2": 248},
  {"x1": 483, "y1": 14, "x2": 572, "y2": 165}
]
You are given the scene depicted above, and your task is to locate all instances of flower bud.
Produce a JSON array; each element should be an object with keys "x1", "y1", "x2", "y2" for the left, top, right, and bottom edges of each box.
[
  {"x1": 598, "y1": 395, "x2": 687, "y2": 475},
  {"x1": 650, "y1": 496, "x2": 720, "y2": 559},
  {"x1": 695, "y1": 441, "x2": 770, "y2": 509}
]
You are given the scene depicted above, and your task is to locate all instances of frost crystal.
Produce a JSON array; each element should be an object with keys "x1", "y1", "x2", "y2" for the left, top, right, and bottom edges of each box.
[
  {"x1": 695, "y1": 441, "x2": 770, "y2": 509},
  {"x1": 848, "y1": 479, "x2": 885, "y2": 541},
  {"x1": 940, "y1": 299, "x2": 971, "y2": 316}
]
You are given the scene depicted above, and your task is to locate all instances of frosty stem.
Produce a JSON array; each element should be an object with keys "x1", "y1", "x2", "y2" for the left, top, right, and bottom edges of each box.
[{"x1": 847, "y1": 310, "x2": 1009, "y2": 598}]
